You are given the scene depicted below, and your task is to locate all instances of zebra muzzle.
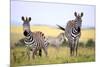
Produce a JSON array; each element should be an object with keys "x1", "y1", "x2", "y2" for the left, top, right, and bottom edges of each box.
[
  {"x1": 77, "y1": 27, "x2": 80, "y2": 33},
  {"x1": 23, "y1": 30, "x2": 28, "y2": 36}
]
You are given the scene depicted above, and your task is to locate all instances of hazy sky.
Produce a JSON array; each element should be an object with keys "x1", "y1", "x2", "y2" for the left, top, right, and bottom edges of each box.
[{"x1": 11, "y1": 0, "x2": 95, "y2": 28}]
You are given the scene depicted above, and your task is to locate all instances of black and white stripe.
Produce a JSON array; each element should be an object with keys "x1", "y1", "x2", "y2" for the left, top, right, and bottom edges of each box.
[
  {"x1": 21, "y1": 16, "x2": 48, "y2": 59},
  {"x1": 71, "y1": 27, "x2": 80, "y2": 39},
  {"x1": 57, "y1": 12, "x2": 83, "y2": 56}
]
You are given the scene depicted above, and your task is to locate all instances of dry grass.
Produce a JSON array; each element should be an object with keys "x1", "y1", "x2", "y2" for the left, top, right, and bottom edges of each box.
[
  {"x1": 11, "y1": 25, "x2": 95, "y2": 42},
  {"x1": 10, "y1": 26, "x2": 95, "y2": 67},
  {"x1": 10, "y1": 47, "x2": 95, "y2": 67}
]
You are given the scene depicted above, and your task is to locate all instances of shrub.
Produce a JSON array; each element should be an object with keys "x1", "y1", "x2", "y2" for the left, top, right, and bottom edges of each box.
[
  {"x1": 61, "y1": 40, "x2": 85, "y2": 47},
  {"x1": 15, "y1": 38, "x2": 26, "y2": 47},
  {"x1": 85, "y1": 39, "x2": 95, "y2": 47}
]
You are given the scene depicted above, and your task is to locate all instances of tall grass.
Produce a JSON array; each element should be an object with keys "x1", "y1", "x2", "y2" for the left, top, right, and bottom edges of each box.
[
  {"x1": 11, "y1": 26, "x2": 95, "y2": 42},
  {"x1": 10, "y1": 27, "x2": 95, "y2": 67},
  {"x1": 11, "y1": 47, "x2": 95, "y2": 67}
]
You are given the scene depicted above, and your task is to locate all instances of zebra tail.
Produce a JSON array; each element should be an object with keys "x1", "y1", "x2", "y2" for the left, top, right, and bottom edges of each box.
[{"x1": 56, "y1": 24, "x2": 65, "y2": 31}]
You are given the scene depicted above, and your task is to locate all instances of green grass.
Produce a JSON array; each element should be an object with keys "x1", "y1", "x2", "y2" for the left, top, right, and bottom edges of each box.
[
  {"x1": 11, "y1": 47, "x2": 95, "y2": 67},
  {"x1": 10, "y1": 27, "x2": 95, "y2": 67}
]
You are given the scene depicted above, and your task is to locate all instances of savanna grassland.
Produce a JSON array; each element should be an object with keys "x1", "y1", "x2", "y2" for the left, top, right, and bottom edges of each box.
[{"x1": 10, "y1": 26, "x2": 95, "y2": 67}]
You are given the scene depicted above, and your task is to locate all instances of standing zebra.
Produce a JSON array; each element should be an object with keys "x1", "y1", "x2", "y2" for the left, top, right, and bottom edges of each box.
[
  {"x1": 21, "y1": 16, "x2": 48, "y2": 59},
  {"x1": 47, "y1": 33, "x2": 65, "y2": 49},
  {"x1": 57, "y1": 12, "x2": 83, "y2": 56}
]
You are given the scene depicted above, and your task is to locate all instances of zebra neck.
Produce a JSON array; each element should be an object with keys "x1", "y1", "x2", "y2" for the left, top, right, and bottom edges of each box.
[
  {"x1": 71, "y1": 27, "x2": 81, "y2": 38},
  {"x1": 24, "y1": 31, "x2": 35, "y2": 45},
  {"x1": 72, "y1": 27, "x2": 80, "y2": 34},
  {"x1": 25, "y1": 31, "x2": 33, "y2": 40}
]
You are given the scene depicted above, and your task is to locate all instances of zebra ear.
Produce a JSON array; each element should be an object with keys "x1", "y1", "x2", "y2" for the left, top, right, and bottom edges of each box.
[
  {"x1": 29, "y1": 17, "x2": 31, "y2": 22},
  {"x1": 74, "y1": 12, "x2": 77, "y2": 17},
  {"x1": 81, "y1": 12, "x2": 83, "y2": 17},
  {"x1": 22, "y1": 16, "x2": 25, "y2": 21}
]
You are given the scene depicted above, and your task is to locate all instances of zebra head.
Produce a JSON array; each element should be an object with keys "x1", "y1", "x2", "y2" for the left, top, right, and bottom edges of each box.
[
  {"x1": 74, "y1": 12, "x2": 83, "y2": 29},
  {"x1": 21, "y1": 16, "x2": 31, "y2": 36}
]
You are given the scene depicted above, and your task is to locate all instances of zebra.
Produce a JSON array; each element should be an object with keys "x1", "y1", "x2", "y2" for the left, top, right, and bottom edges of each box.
[
  {"x1": 21, "y1": 16, "x2": 49, "y2": 59},
  {"x1": 57, "y1": 12, "x2": 83, "y2": 56},
  {"x1": 47, "y1": 33, "x2": 65, "y2": 49}
]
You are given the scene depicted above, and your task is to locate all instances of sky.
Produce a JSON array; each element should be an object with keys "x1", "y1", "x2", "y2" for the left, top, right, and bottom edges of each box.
[{"x1": 11, "y1": 0, "x2": 96, "y2": 28}]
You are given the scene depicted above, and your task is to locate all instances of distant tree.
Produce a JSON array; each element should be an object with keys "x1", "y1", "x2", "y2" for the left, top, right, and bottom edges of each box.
[{"x1": 85, "y1": 39, "x2": 95, "y2": 47}]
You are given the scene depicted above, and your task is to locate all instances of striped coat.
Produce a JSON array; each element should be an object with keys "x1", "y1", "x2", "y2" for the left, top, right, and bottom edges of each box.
[
  {"x1": 57, "y1": 12, "x2": 83, "y2": 56},
  {"x1": 21, "y1": 16, "x2": 48, "y2": 59},
  {"x1": 47, "y1": 33, "x2": 65, "y2": 49}
]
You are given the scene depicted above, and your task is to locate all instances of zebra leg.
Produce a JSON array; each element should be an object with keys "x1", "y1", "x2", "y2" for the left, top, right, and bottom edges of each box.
[
  {"x1": 72, "y1": 44, "x2": 75, "y2": 56},
  {"x1": 75, "y1": 40, "x2": 79, "y2": 56},
  {"x1": 68, "y1": 41, "x2": 73, "y2": 56},
  {"x1": 70, "y1": 46, "x2": 73, "y2": 56},
  {"x1": 72, "y1": 39, "x2": 76, "y2": 56},
  {"x1": 69, "y1": 40, "x2": 74, "y2": 56},
  {"x1": 27, "y1": 50, "x2": 33, "y2": 60},
  {"x1": 27, "y1": 51, "x2": 30, "y2": 60},
  {"x1": 71, "y1": 45, "x2": 74, "y2": 56},
  {"x1": 34, "y1": 51, "x2": 37, "y2": 55},
  {"x1": 76, "y1": 46, "x2": 78, "y2": 56},
  {"x1": 32, "y1": 50, "x2": 36, "y2": 59},
  {"x1": 26, "y1": 49, "x2": 31, "y2": 60},
  {"x1": 43, "y1": 47, "x2": 48, "y2": 56},
  {"x1": 70, "y1": 42, "x2": 73, "y2": 56},
  {"x1": 32, "y1": 52, "x2": 35, "y2": 59},
  {"x1": 43, "y1": 41, "x2": 49, "y2": 56},
  {"x1": 34, "y1": 49, "x2": 42, "y2": 57},
  {"x1": 70, "y1": 40, "x2": 75, "y2": 56},
  {"x1": 26, "y1": 47, "x2": 31, "y2": 60},
  {"x1": 39, "y1": 49, "x2": 42, "y2": 57}
]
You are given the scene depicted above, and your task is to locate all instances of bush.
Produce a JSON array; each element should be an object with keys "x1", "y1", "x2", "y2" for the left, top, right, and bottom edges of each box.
[
  {"x1": 15, "y1": 38, "x2": 26, "y2": 47},
  {"x1": 61, "y1": 39, "x2": 85, "y2": 47},
  {"x1": 85, "y1": 39, "x2": 95, "y2": 47}
]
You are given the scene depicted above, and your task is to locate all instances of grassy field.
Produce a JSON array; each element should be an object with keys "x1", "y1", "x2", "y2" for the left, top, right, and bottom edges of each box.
[
  {"x1": 11, "y1": 47, "x2": 95, "y2": 67},
  {"x1": 11, "y1": 25, "x2": 95, "y2": 43},
  {"x1": 10, "y1": 25, "x2": 95, "y2": 67}
]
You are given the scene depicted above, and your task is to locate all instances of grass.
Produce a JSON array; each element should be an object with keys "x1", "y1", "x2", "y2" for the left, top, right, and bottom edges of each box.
[
  {"x1": 80, "y1": 29, "x2": 95, "y2": 42},
  {"x1": 10, "y1": 47, "x2": 95, "y2": 67},
  {"x1": 10, "y1": 26, "x2": 95, "y2": 67},
  {"x1": 10, "y1": 25, "x2": 95, "y2": 44}
]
